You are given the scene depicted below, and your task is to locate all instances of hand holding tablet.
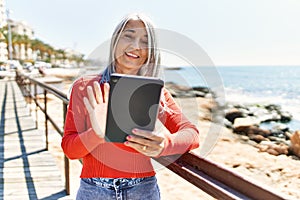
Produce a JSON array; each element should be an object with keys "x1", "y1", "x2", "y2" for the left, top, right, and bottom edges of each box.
[{"x1": 105, "y1": 73, "x2": 164, "y2": 143}]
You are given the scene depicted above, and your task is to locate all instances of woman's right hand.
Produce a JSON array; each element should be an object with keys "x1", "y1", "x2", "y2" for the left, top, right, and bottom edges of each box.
[{"x1": 83, "y1": 81, "x2": 110, "y2": 138}]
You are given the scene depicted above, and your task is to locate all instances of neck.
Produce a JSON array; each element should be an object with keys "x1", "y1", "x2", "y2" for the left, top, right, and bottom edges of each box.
[{"x1": 115, "y1": 66, "x2": 139, "y2": 75}]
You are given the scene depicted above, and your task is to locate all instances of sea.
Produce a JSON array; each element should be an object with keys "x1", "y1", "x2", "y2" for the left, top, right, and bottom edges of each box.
[
  {"x1": 162, "y1": 65, "x2": 300, "y2": 131},
  {"x1": 75, "y1": 65, "x2": 300, "y2": 131}
]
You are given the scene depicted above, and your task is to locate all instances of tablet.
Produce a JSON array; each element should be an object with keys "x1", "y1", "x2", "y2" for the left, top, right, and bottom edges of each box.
[{"x1": 105, "y1": 73, "x2": 164, "y2": 143}]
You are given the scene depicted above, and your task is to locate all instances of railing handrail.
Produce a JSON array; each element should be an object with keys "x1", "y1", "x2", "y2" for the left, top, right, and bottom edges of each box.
[
  {"x1": 15, "y1": 71, "x2": 288, "y2": 200},
  {"x1": 16, "y1": 71, "x2": 71, "y2": 193},
  {"x1": 21, "y1": 73, "x2": 69, "y2": 104}
]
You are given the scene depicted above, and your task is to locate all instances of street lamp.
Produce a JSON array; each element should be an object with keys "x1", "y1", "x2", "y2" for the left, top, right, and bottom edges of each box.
[{"x1": 6, "y1": 9, "x2": 12, "y2": 62}]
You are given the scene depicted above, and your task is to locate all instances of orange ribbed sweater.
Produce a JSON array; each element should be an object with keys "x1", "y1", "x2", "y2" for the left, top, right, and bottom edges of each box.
[{"x1": 61, "y1": 74, "x2": 199, "y2": 178}]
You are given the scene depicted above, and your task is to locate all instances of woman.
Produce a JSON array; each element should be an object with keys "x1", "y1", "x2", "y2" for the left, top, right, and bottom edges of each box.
[{"x1": 62, "y1": 13, "x2": 199, "y2": 200}]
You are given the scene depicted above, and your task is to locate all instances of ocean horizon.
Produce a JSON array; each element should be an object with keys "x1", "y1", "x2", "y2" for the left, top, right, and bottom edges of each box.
[{"x1": 162, "y1": 65, "x2": 300, "y2": 131}]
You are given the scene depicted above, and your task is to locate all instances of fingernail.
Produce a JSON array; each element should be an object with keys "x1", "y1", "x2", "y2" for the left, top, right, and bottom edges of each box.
[
  {"x1": 132, "y1": 129, "x2": 137, "y2": 133},
  {"x1": 127, "y1": 135, "x2": 132, "y2": 139},
  {"x1": 124, "y1": 141, "x2": 129, "y2": 145}
]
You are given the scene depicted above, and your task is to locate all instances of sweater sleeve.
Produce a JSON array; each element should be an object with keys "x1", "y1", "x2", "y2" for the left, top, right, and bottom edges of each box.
[
  {"x1": 61, "y1": 78, "x2": 105, "y2": 159},
  {"x1": 157, "y1": 89, "x2": 200, "y2": 157}
]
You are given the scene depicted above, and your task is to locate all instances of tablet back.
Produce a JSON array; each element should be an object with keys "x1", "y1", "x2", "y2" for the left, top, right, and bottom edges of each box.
[{"x1": 105, "y1": 73, "x2": 164, "y2": 143}]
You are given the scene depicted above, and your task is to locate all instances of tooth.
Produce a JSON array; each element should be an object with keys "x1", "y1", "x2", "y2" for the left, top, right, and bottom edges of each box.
[{"x1": 127, "y1": 52, "x2": 138, "y2": 58}]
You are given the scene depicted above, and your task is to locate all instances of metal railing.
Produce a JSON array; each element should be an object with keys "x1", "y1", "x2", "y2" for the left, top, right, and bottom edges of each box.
[
  {"x1": 16, "y1": 71, "x2": 70, "y2": 194},
  {"x1": 16, "y1": 71, "x2": 287, "y2": 199}
]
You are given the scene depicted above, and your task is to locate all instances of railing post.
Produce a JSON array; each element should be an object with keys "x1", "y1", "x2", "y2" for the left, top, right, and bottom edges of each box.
[
  {"x1": 64, "y1": 155, "x2": 70, "y2": 195},
  {"x1": 44, "y1": 89, "x2": 48, "y2": 150},
  {"x1": 34, "y1": 84, "x2": 38, "y2": 129},
  {"x1": 63, "y1": 102, "x2": 70, "y2": 195},
  {"x1": 29, "y1": 81, "x2": 32, "y2": 114}
]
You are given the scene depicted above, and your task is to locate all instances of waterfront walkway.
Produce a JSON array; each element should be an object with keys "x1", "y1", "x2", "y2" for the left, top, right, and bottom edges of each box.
[{"x1": 0, "y1": 79, "x2": 66, "y2": 200}]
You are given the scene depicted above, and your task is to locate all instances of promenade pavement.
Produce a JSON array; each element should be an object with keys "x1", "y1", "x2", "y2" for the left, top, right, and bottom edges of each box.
[{"x1": 0, "y1": 79, "x2": 66, "y2": 200}]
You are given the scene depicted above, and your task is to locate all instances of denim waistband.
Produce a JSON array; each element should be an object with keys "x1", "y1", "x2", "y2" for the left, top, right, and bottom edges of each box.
[{"x1": 82, "y1": 176, "x2": 155, "y2": 189}]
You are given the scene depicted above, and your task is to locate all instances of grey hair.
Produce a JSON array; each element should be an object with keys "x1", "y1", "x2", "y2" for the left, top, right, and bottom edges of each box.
[
  {"x1": 100, "y1": 13, "x2": 161, "y2": 83},
  {"x1": 99, "y1": 13, "x2": 173, "y2": 115}
]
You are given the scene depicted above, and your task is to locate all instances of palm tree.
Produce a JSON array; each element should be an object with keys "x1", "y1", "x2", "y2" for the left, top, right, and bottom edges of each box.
[
  {"x1": 0, "y1": 26, "x2": 85, "y2": 66},
  {"x1": 0, "y1": 26, "x2": 26, "y2": 60},
  {"x1": 31, "y1": 39, "x2": 46, "y2": 60},
  {"x1": 20, "y1": 35, "x2": 31, "y2": 59}
]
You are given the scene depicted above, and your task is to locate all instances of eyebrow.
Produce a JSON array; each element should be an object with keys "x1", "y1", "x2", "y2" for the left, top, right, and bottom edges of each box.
[
  {"x1": 124, "y1": 29, "x2": 135, "y2": 33},
  {"x1": 124, "y1": 29, "x2": 148, "y2": 37}
]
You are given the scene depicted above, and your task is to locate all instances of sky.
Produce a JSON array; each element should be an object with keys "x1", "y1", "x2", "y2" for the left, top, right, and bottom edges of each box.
[{"x1": 5, "y1": 0, "x2": 300, "y2": 66}]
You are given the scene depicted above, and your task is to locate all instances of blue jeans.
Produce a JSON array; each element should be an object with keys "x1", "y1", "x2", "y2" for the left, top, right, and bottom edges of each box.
[{"x1": 76, "y1": 176, "x2": 160, "y2": 200}]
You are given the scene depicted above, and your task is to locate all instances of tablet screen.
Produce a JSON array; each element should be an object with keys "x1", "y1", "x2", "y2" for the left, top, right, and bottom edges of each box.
[{"x1": 105, "y1": 73, "x2": 164, "y2": 143}]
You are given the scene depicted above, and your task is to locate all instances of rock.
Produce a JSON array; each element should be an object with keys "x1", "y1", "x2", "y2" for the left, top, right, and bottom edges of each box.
[
  {"x1": 270, "y1": 130, "x2": 286, "y2": 139},
  {"x1": 257, "y1": 142, "x2": 289, "y2": 156},
  {"x1": 240, "y1": 135, "x2": 249, "y2": 141},
  {"x1": 265, "y1": 104, "x2": 282, "y2": 111},
  {"x1": 201, "y1": 100, "x2": 217, "y2": 111},
  {"x1": 274, "y1": 143, "x2": 289, "y2": 155},
  {"x1": 271, "y1": 123, "x2": 289, "y2": 132},
  {"x1": 250, "y1": 106, "x2": 269, "y2": 117},
  {"x1": 224, "y1": 118, "x2": 233, "y2": 128},
  {"x1": 225, "y1": 109, "x2": 245, "y2": 123},
  {"x1": 193, "y1": 90, "x2": 206, "y2": 97},
  {"x1": 266, "y1": 148, "x2": 280, "y2": 156},
  {"x1": 285, "y1": 131, "x2": 293, "y2": 139},
  {"x1": 233, "y1": 117, "x2": 259, "y2": 128},
  {"x1": 249, "y1": 134, "x2": 269, "y2": 143},
  {"x1": 280, "y1": 111, "x2": 293, "y2": 122},
  {"x1": 234, "y1": 125, "x2": 271, "y2": 138},
  {"x1": 164, "y1": 82, "x2": 213, "y2": 98},
  {"x1": 264, "y1": 104, "x2": 292, "y2": 122},
  {"x1": 257, "y1": 112, "x2": 281, "y2": 122},
  {"x1": 260, "y1": 141, "x2": 274, "y2": 146},
  {"x1": 268, "y1": 136, "x2": 288, "y2": 144},
  {"x1": 290, "y1": 130, "x2": 300, "y2": 158},
  {"x1": 248, "y1": 140, "x2": 258, "y2": 146},
  {"x1": 192, "y1": 86, "x2": 210, "y2": 94}
]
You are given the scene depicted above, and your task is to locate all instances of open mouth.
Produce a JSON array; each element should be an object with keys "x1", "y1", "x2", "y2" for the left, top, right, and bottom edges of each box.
[{"x1": 125, "y1": 52, "x2": 139, "y2": 59}]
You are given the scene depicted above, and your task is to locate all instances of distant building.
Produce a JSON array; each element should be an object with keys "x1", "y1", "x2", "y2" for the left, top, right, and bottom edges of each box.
[
  {"x1": 0, "y1": 0, "x2": 35, "y2": 62},
  {"x1": 9, "y1": 19, "x2": 35, "y2": 60},
  {"x1": 0, "y1": 0, "x2": 6, "y2": 28},
  {"x1": 9, "y1": 19, "x2": 34, "y2": 39},
  {"x1": 0, "y1": 0, "x2": 7, "y2": 62},
  {"x1": 0, "y1": 32, "x2": 7, "y2": 62}
]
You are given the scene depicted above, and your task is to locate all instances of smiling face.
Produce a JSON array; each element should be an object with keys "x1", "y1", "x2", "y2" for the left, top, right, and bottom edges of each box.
[{"x1": 114, "y1": 20, "x2": 149, "y2": 75}]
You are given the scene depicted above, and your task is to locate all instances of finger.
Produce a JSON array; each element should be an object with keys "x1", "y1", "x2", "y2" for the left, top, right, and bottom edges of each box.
[
  {"x1": 125, "y1": 141, "x2": 150, "y2": 153},
  {"x1": 103, "y1": 83, "x2": 110, "y2": 103},
  {"x1": 125, "y1": 140, "x2": 163, "y2": 157},
  {"x1": 132, "y1": 129, "x2": 164, "y2": 143},
  {"x1": 83, "y1": 97, "x2": 93, "y2": 113},
  {"x1": 93, "y1": 81, "x2": 103, "y2": 104},
  {"x1": 126, "y1": 135, "x2": 154, "y2": 147},
  {"x1": 87, "y1": 86, "x2": 97, "y2": 107}
]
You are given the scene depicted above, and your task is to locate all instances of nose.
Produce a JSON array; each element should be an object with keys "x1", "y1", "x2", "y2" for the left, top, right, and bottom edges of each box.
[{"x1": 131, "y1": 39, "x2": 141, "y2": 50}]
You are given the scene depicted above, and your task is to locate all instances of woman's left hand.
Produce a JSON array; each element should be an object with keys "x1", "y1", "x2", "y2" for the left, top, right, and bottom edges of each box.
[{"x1": 124, "y1": 128, "x2": 165, "y2": 157}]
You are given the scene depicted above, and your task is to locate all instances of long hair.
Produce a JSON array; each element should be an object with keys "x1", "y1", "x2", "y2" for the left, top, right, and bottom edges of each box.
[
  {"x1": 98, "y1": 13, "x2": 174, "y2": 116},
  {"x1": 100, "y1": 13, "x2": 161, "y2": 83}
]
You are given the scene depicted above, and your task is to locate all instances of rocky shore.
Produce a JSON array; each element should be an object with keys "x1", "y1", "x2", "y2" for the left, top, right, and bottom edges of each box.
[
  {"x1": 224, "y1": 103, "x2": 300, "y2": 158},
  {"x1": 166, "y1": 81, "x2": 300, "y2": 159},
  {"x1": 166, "y1": 82, "x2": 300, "y2": 199}
]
